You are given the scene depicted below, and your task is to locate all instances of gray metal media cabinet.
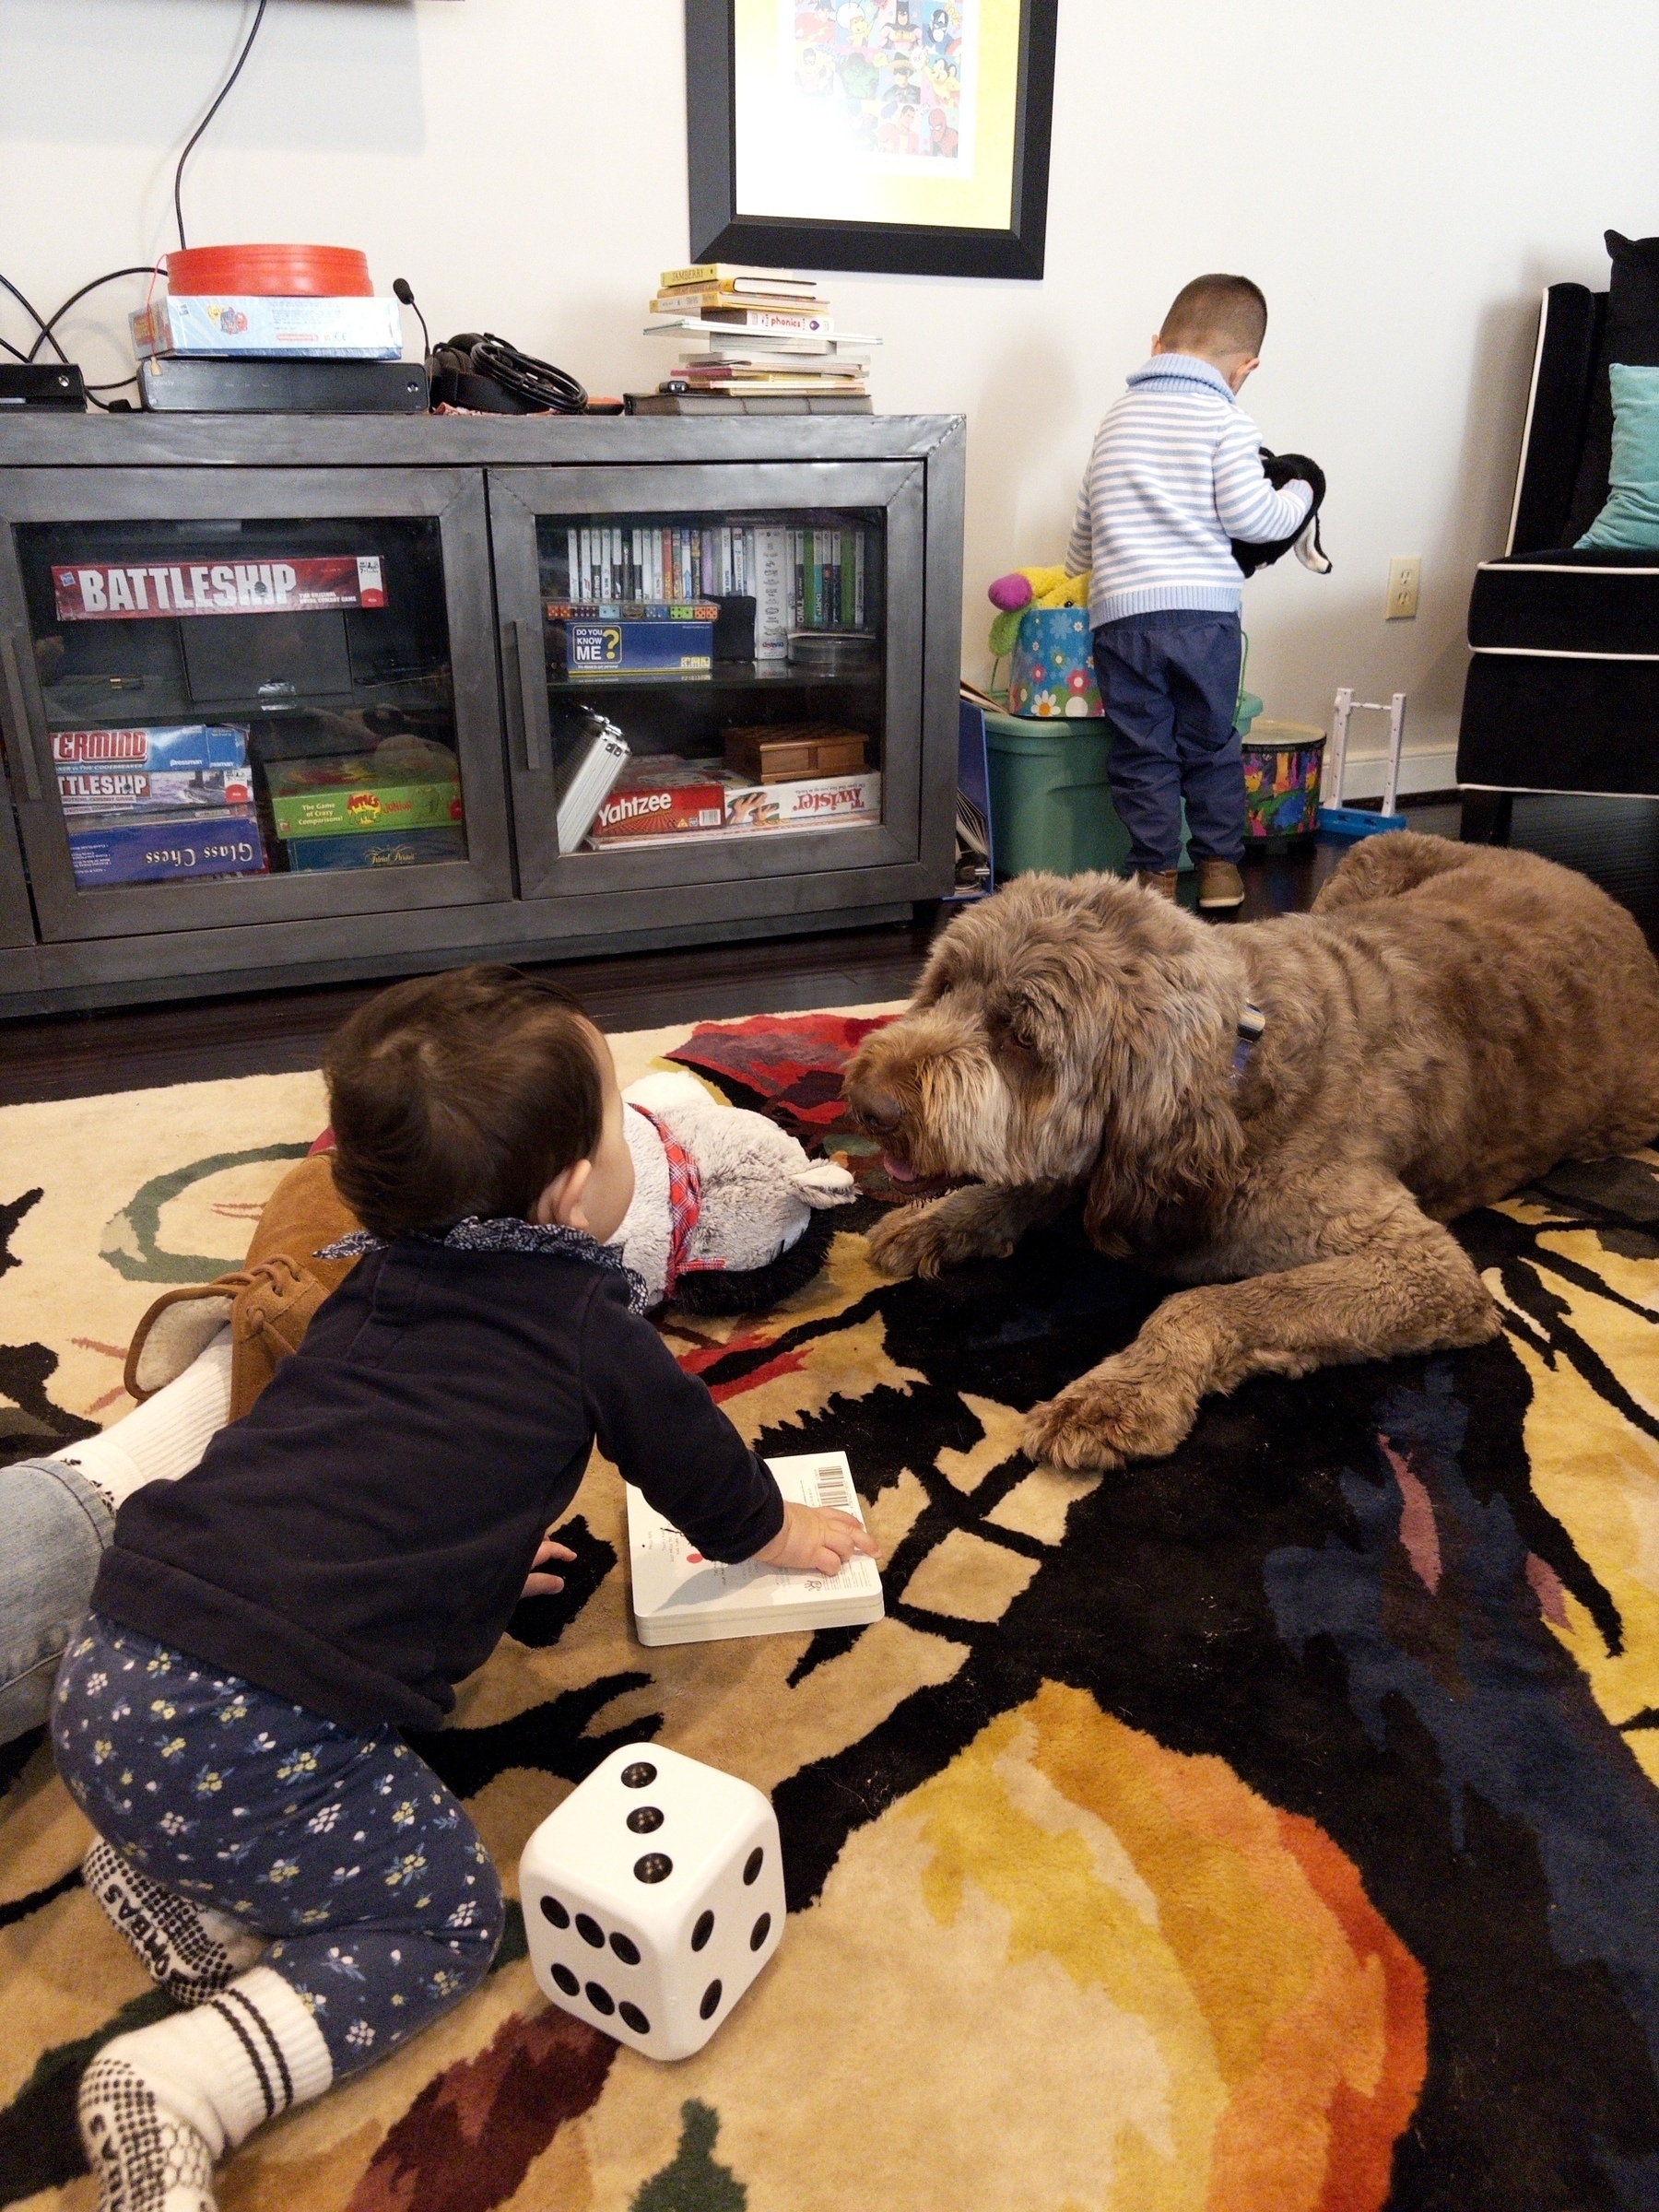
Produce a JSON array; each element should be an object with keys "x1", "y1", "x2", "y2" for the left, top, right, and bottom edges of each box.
[{"x1": 0, "y1": 413, "x2": 965, "y2": 1017}]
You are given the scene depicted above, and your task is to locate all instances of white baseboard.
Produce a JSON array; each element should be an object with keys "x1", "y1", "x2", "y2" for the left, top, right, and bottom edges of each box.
[{"x1": 1335, "y1": 747, "x2": 1458, "y2": 802}]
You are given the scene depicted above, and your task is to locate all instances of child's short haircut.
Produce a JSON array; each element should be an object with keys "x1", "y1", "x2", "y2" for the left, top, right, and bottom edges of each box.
[
  {"x1": 324, "y1": 965, "x2": 603, "y2": 1240},
  {"x1": 1159, "y1": 274, "x2": 1268, "y2": 359}
]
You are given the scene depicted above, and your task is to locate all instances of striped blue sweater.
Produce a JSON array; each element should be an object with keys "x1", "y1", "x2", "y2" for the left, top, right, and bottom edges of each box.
[{"x1": 1066, "y1": 355, "x2": 1313, "y2": 628}]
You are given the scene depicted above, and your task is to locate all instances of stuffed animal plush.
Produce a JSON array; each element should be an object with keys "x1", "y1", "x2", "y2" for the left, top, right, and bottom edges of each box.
[
  {"x1": 986, "y1": 564, "x2": 1091, "y2": 658},
  {"x1": 612, "y1": 1071, "x2": 856, "y2": 1313}
]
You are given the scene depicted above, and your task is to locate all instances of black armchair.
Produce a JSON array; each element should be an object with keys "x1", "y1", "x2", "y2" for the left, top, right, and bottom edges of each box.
[{"x1": 1457, "y1": 249, "x2": 1659, "y2": 842}]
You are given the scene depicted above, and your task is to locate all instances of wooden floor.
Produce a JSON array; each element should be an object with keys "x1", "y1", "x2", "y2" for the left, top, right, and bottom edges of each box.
[{"x1": 3, "y1": 792, "x2": 1655, "y2": 1107}]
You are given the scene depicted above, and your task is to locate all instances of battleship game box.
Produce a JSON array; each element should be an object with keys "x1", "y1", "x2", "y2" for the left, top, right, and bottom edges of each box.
[{"x1": 55, "y1": 766, "x2": 254, "y2": 815}]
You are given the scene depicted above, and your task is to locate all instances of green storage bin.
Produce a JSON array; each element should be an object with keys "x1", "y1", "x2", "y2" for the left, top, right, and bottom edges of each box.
[{"x1": 983, "y1": 710, "x2": 1191, "y2": 878}]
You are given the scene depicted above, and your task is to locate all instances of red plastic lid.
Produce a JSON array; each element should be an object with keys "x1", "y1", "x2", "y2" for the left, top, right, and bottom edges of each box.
[{"x1": 164, "y1": 245, "x2": 372, "y2": 298}]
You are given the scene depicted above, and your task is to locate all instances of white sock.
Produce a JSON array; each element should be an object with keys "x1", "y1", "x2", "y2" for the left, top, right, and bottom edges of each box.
[
  {"x1": 53, "y1": 1331, "x2": 233, "y2": 1509},
  {"x1": 84, "y1": 1841, "x2": 266, "y2": 2005},
  {"x1": 80, "y1": 1966, "x2": 333, "y2": 2209}
]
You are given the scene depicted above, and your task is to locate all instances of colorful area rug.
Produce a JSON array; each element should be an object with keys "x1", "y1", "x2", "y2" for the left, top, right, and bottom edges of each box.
[{"x1": 3, "y1": 1014, "x2": 1659, "y2": 2209}]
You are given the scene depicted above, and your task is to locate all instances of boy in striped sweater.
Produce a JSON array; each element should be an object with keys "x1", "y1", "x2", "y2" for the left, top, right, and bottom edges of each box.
[{"x1": 1067, "y1": 274, "x2": 1314, "y2": 909}]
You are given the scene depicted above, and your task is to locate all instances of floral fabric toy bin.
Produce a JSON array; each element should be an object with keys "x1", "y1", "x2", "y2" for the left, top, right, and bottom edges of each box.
[
  {"x1": 1007, "y1": 608, "x2": 1103, "y2": 718},
  {"x1": 1239, "y1": 719, "x2": 1325, "y2": 847}
]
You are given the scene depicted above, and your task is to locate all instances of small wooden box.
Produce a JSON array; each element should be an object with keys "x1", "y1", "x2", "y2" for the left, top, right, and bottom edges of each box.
[{"x1": 722, "y1": 724, "x2": 868, "y2": 784}]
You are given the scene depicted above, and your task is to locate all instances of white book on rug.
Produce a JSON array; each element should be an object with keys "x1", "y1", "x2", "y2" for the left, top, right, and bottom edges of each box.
[{"x1": 627, "y1": 1451, "x2": 883, "y2": 1646}]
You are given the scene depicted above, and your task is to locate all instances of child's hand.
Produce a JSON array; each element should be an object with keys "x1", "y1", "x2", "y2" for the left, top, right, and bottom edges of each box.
[
  {"x1": 754, "y1": 1500, "x2": 879, "y2": 1577},
  {"x1": 522, "y1": 1534, "x2": 579, "y2": 1599}
]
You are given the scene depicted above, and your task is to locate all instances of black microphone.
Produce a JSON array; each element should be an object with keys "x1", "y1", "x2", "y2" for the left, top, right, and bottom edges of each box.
[{"x1": 392, "y1": 277, "x2": 430, "y2": 366}]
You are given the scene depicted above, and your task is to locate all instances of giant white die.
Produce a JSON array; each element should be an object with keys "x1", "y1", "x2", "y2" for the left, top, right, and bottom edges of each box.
[{"x1": 519, "y1": 1742, "x2": 785, "y2": 2061}]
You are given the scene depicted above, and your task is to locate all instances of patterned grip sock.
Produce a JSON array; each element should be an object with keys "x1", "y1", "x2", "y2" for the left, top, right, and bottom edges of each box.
[
  {"x1": 84, "y1": 1841, "x2": 266, "y2": 2005},
  {"x1": 52, "y1": 1330, "x2": 233, "y2": 1510},
  {"x1": 78, "y1": 1966, "x2": 333, "y2": 2211}
]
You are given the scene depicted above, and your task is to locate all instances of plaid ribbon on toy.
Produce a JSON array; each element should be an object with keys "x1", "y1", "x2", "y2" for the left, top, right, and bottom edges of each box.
[{"x1": 629, "y1": 1104, "x2": 708, "y2": 1297}]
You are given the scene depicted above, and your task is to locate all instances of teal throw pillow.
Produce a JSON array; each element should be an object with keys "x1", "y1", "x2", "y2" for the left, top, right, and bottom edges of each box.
[{"x1": 1577, "y1": 362, "x2": 1659, "y2": 547}]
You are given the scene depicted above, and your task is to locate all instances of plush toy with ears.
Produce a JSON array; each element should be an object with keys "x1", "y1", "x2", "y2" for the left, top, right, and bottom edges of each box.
[{"x1": 986, "y1": 564, "x2": 1091, "y2": 657}]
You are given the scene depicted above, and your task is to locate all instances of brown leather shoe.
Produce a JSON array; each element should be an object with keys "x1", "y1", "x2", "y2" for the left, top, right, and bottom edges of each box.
[
  {"x1": 1134, "y1": 869, "x2": 1179, "y2": 900},
  {"x1": 1195, "y1": 859, "x2": 1245, "y2": 910}
]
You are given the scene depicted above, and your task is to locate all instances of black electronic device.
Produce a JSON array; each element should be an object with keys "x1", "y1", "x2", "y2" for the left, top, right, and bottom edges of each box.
[
  {"x1": 137, "y1": 358, "x2": 430, "y2": 415},
  {"x1": 0, "y1": 363, "x2": 88, "y2": 410}
]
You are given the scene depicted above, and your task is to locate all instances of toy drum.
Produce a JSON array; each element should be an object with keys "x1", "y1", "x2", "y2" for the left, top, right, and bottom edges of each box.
[
  {"x1": 1007, "y1": 608, "x2": 1102, "y2": 718},
  {"x1": 1240, "y1": 720, "x2": 1325, "y2": 846}
]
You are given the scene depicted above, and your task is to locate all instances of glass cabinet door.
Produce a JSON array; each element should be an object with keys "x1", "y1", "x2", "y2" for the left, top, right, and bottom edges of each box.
[
  {"x1": 0, "y1": 470, "x2": 511, "y2": 942},
  {"x1": 488, "y1": 463, "x2": 924, "y2": 901}
]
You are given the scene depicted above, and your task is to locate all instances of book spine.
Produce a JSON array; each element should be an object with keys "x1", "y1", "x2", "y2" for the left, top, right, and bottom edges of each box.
[
  {"x1": 752, "y1": 528, "x2": 790, "y2": 660},
  {"x1": 855, "y1": 529, "x2": 865, "y2": 629}
]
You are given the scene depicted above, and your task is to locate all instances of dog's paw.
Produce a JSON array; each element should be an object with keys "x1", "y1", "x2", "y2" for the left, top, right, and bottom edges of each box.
[
  {"x1": 865, "y1": 1199, "x2": 955, "y2": 1280},
  {"x1": 1022, "y1": 1363, "x2": 1196, "y2": 1472}
]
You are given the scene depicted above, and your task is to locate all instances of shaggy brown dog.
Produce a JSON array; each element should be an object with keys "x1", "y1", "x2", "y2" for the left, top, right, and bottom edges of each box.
[{"x1": 844, "y1": 835, "x2": 1659, "y2": 1472}]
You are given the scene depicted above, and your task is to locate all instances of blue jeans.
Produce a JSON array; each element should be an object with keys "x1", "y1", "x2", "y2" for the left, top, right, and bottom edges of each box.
[
  {"x1": 0, "y1": 1456, "x2": 112, "y2": 1745},
  {"x1": 53, "y1": 1614, "x2": 504, "y2": 2078},
  {"x1": 1092, "y1": 611, "x2": 1245, "y2": 872}
]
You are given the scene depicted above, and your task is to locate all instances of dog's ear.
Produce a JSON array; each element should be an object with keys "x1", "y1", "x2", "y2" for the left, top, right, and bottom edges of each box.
[{"x1": 1084, "y1": 1031, "x2": 1245, "y2": 1247}]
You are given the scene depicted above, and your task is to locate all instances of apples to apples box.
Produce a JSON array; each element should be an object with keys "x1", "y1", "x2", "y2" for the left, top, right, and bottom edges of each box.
[{"x1": 265, "y1": 753, "x2": 463, "y2": 840}]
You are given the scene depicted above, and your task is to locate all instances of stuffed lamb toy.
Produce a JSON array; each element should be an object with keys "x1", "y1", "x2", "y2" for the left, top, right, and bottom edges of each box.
[{"x1": 609, "y1": 1070, "x2": 856, "y2": 1313}]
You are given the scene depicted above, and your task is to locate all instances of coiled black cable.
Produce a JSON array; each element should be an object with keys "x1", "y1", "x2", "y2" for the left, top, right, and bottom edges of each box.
[{"x1": 465, "y1": 335, "x2": 586, "y2": 415}]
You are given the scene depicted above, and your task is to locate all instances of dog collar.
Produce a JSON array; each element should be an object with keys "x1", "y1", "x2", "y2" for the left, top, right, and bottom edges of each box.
[{"x1": 1231, "y1": 1003, "x2": 1265, "y2": 1083}]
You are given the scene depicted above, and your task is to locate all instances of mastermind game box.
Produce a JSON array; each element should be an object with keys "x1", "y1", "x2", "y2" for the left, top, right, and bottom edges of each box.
[
  {"x1": 51, "y1": 724, "x2": 250, "y2": 771},
  {"x1": 67, "y1": 809, "x2": 267, "y2": 888}
]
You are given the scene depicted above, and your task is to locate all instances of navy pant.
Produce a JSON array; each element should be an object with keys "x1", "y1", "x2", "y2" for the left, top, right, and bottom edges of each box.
[
  {"x1": 1092, "y1": 611, "x2": 1245, "y2": 872},
  {"x1": 53, "y1": 1614, "x2": 503, "y2": 2079}
]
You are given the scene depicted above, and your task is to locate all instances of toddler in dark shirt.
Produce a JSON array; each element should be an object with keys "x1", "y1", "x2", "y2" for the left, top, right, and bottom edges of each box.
[{"x1": 54, "y1": 965, "x2": 875, "y2": 2212}]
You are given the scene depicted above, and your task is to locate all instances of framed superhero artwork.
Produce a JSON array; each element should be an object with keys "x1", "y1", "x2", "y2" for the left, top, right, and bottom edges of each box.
[{"x1": 685, "y1": 0, "x2": 1058, "y2": 280}]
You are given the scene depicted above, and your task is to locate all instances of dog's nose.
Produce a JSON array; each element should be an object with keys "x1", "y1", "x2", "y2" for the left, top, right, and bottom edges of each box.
[{"x1": 845, "y1": 1077, "x2": 903, "y2": 1132}]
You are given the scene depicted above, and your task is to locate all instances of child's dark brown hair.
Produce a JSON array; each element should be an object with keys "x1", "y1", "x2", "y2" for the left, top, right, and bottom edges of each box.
[{"x1": 324, "y1": 965, "x2": 603, "y2": 1240}]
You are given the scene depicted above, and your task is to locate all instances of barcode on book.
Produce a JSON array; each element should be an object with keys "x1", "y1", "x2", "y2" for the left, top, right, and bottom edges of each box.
[{"x1": 816, "y1": 1462, "x2": 853, "y2": 1512}]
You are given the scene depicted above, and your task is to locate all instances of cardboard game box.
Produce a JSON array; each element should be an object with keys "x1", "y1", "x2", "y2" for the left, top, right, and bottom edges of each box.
[
  {"x1": 51, "y1": 724, "x2": 250, "y2": 771},
  {"x1": 67, "y1": 809, "x2": 266, "y2": 888},
  {"x1": 724, "y1": 770, "x2": 881, "y2": 830},
  {"x1": 286, "y1": 828, "x2": 466, "y2": 872},
  {"x1": 55, "y1": 766, "x2": 254, "y2": 816},
  {"x1": 265, "y1": 756, "x2": 464, "y2": 841},
  {"x1": 588, "y1": 758, "x2": 732, "y2": 842},
  {"x1": 547, "y1": 609, "x2": 716, "y2": 677},
  {"x1": 627, "y1": 1452, "x2": 882, "y2": 1647},
  {"x1": 131, "y1": 295, "x2": 406, "y2": 361}
]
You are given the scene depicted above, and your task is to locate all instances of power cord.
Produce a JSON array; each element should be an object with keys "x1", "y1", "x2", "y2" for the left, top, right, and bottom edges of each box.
[
  {"x1": 174, "y1": 0, "x2": 272, "y2": 251},
  {"x1": 2, "y1": 0, "x2": 275, "y2": 405},
  {"x1": 460, "y1": 335, "x2": 587, "y2": 414}
]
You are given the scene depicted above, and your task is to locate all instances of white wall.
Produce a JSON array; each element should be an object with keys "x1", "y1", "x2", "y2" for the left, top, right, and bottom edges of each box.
[{"x1": 4, "y1": 0, "x2": 1658, "y2": 790}]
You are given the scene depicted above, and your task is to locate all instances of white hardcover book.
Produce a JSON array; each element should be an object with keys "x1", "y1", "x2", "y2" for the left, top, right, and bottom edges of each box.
[
  {"x1": 556, "y1": 724, "x2": 629, "y2": 853},
  {"x1": 751, "y1": 526, "x2": 793, "y2": 660},
  {"x1": 627, "y1": 1452, "x2": 883, "y2": 1647}
]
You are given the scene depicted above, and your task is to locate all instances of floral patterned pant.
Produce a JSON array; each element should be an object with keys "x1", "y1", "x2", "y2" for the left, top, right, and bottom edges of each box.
[{"x1": 53, "y1": 1614, "x2": 503, "y2": 2078}]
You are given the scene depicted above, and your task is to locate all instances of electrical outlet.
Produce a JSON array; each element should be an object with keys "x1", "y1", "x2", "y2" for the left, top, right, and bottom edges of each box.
[{"x1": 1385, "y1": 556, "x2": 1420, "y2": 620}]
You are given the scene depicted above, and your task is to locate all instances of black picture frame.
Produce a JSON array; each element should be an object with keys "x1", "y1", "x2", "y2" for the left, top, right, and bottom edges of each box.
[{"x1": 685, "y1": 0, "x2": 1057, "y2": 282}]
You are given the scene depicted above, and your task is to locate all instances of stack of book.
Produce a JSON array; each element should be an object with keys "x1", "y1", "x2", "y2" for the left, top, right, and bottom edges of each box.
[{"x1": 635, "y1": 264, "x2": 876, "y2": 417}]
